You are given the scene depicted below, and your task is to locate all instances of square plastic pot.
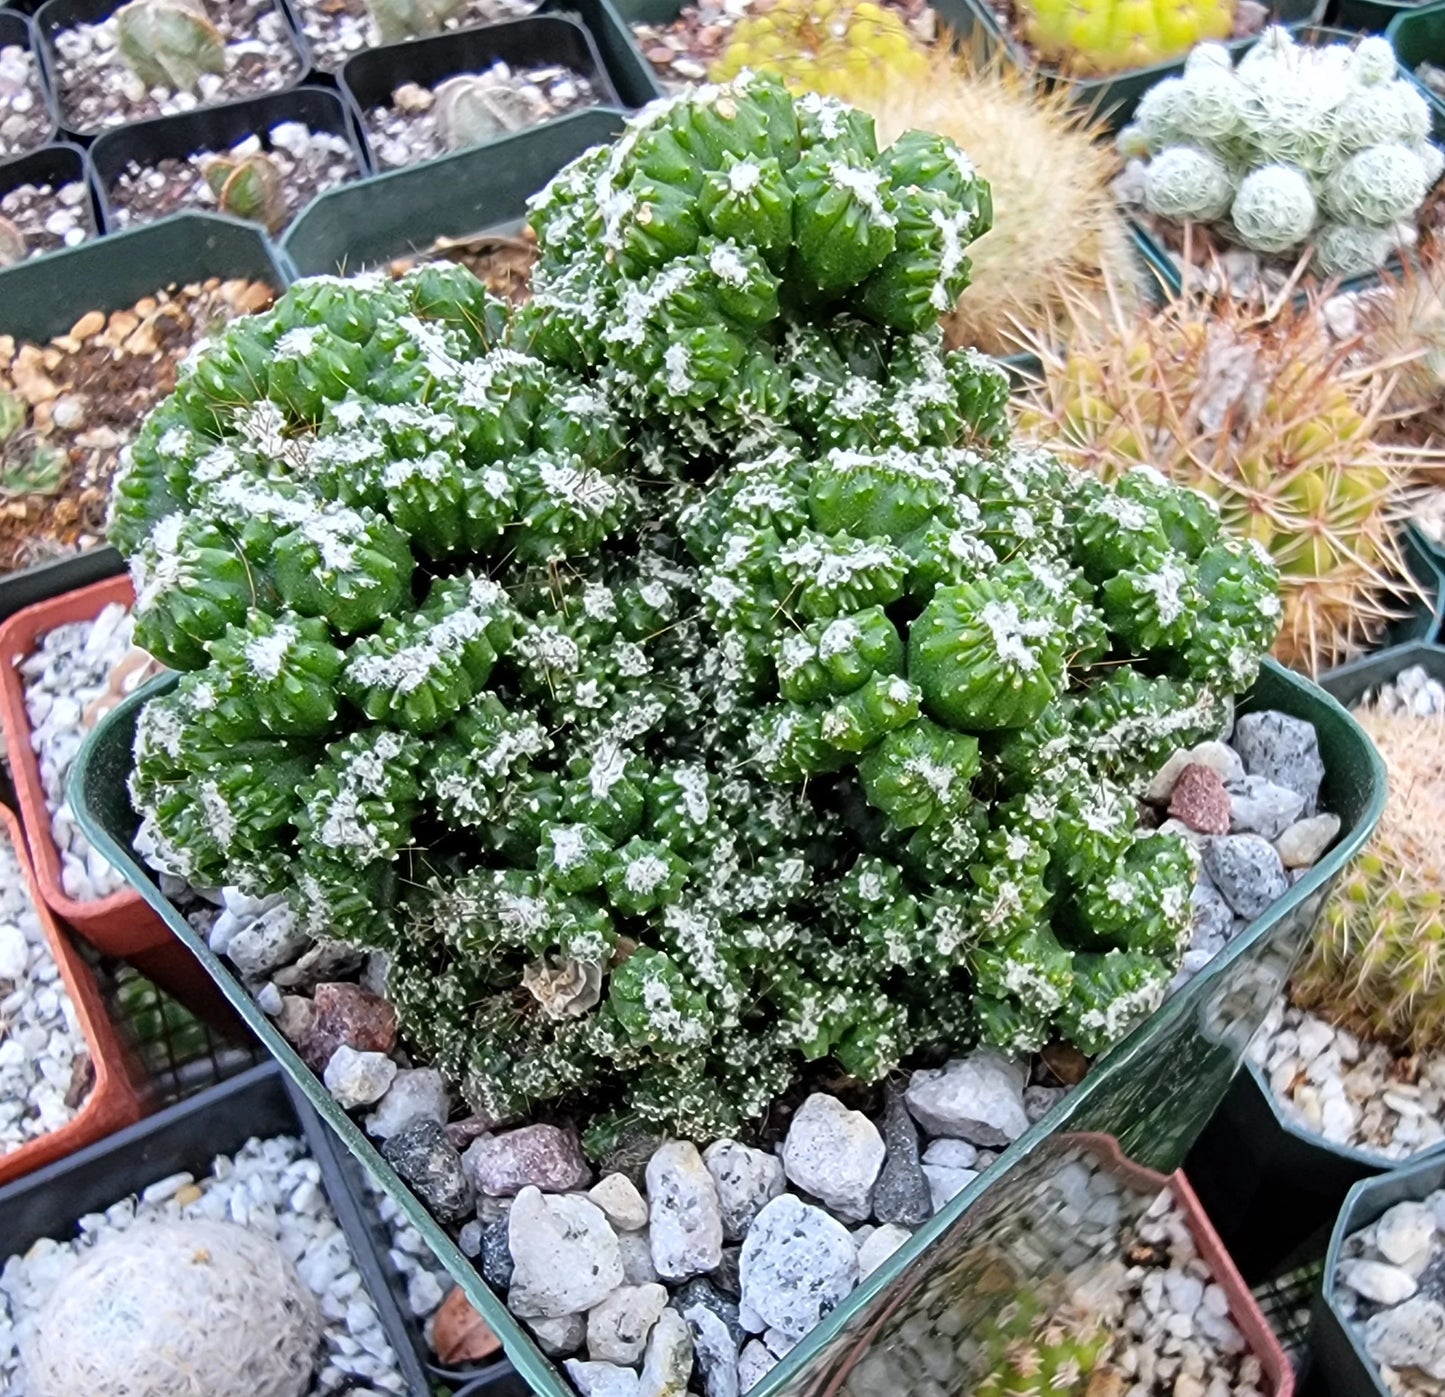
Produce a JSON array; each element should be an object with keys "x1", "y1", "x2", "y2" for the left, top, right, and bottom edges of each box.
[
  {"x1": 32, "y1": 0, "x2": 312, "y2": 138},
  {"x1": 927, "y1": 0, "x2": 1327, "y2": 126},
  {"x1": 0, "y1": 1059, "x2": 431, "y2": 1396},
  {"x1": 66, "y1": 657, "x2": 1383, "y2": 1397},
  {"x1": 1185, "y1": 640, "x2": 1445, "y2": 1288},
  {"x1": 340, "y1": 14, "x2": 620, "y2": 170},
  {"x1": 88, "y1": 85, "x2": 371, "y2": 237},
  {"x1": 0, "y1": 212, "x2": 285, "y2": 594},
  {"x1": 1311, "y1": 1152, "x2": 1445, "y2": 1396},
  {"x1": 0, "y1": 9, "x2": 60, "y2": 162},
  {"x1": 282, "y1": 105, "x2": 624, "y2": 276},
  {"x1": 0, "y1": 573, "x2": 173, "y2": 957},
  {"x1": 0, "y1": 139, "x2": 99, "y2": 251},
  {"x1": 0, "y1": 798, "x2": 144, "y2": 1185}
]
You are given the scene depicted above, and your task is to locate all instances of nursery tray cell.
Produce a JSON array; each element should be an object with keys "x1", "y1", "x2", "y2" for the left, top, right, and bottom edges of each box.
[
  {"x1": 69, "y1": 658, "x2": 1384, "y2": 1397},
  {"x1": 0, "y1": 11, "x2": 58, "y2": 163}
]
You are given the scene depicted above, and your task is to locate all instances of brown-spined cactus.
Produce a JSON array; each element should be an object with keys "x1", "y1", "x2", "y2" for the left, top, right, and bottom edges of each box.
[
  {"x1": 114, "y1": 0, "x2": 226, "y2": 93},
  {"x1": 365, "y1": 0, "x2": 466, "y2": 43},
  {"x1": 204, "y1": 150, "x2": 286, "y2": 232},
  {"x1": 23, "y1": 1219, "x2": 322, "y2": 1397}
]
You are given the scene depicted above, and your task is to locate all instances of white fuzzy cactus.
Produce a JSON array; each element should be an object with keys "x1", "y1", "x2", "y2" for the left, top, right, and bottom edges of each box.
[
  {"x1": 1129, "y1": 26, "x2": 1445, "y2": 274},
  {"x1": 23, "y1": 1220, "x2": 321, "y2": 1397},
  {"x1": 1144, "y1": 146, "x2": 1235, "y2": 223},
  {"x1": 1325, "y1": 143, "x2": 1431, "y2": 225},
  {"x1": 1313, "y1": 221, "x2": 1400, "y2": 278},
  {"x1": 1232, "y1": 164, "x2": 1318, "y2": 253}
]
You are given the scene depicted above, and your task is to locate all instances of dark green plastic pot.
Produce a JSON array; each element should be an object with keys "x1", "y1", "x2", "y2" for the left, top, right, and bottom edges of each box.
[
  {"x1": 69, "y1": 658, "x2": 1382, "y2": 1397},
  {"x1": 1311, "y1": 1153, "x2": 1445, "y2": 1396},
  {"x1": 1339, "y1": 0, "x2": 1428, "y2": 36},
  {"x1": 0, "y1": 214, "x2": 285, "y2": 592},
  {"x1": 1388, "y1": 0, "x2": 1445, "y2": 90},
  {"x1": 281, "y1": 107, "x2": 626, "y2": 277},
  {"x1": 1187, "y1": 641, "x2": 1444, "y2": 1288}
]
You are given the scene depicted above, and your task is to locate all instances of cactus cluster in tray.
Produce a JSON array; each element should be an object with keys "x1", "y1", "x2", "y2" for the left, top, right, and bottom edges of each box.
[
  {"x1": 1123, "y1": 31, "x2": 1445, "y2": 277},
  {"x1": 110, "y1": 76, "x2": 1281, "y2": 1141}
]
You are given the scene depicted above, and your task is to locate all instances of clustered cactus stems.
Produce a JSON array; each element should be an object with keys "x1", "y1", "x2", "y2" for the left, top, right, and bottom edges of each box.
[
  {"x1": 1019, "y1": 0, "x2": 1232, "y2": 77},
  {"x1": 112, "y1": 77, "x2": 1281, "y2": 1140},
  {"x1": 1123, "y1": 32, "x2": 1445, "y2": 277},
  {"x1": 365, "y1": 0, "x2": 465, "y2": 43},
  {"x1": 711, "y1": 0, "x2": 927, "y2": 103},
  {"x1": 1015, "y1": 278, "x2": 1418, "y2": 675},
  {"x1": 114, "y1": 0, "x2": 226, "y2": 93},
  {"x1": 204, "y1": 151, "x2": 287, "y2": 233},
  {"x1": 861, "y1": 43, "x2": 1142, "y2": 356},
  {"x1": 1292, "y1": 705, "x2": 1445, "y2": 1053}
]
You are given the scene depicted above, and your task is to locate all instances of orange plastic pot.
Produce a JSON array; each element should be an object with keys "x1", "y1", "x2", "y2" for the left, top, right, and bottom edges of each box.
[
  {"x1": 0, "y1": 801, "x2": 144, "y2": 1185},
  {"x1": 0, "y1": 573, "x2": 169, "y2": 958}
]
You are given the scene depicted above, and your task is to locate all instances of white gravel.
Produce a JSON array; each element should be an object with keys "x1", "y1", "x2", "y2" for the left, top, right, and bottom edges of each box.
[
  {"x1": 20, "y1": 601, "x2": 148, "y2": 903},
  {"x1": 0, "y1": 823, "x2": 91, "y2": 1157},
  {"x1": 0, "y1": 1133, "x2": 410, "y2": 1394}
]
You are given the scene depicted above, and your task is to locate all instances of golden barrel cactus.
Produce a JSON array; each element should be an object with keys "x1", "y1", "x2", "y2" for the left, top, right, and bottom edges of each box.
[{"x1": 1019, "y1": 0, "x2": 1234, "y2": 77}]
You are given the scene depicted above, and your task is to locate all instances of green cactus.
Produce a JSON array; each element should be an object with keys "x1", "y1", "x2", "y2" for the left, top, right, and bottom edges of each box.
[
  {"x1": 365, "y1": 0, "x2": 465, "y2": 43},
  {"x1": 114, "y1": 0, "x2": 226, "y2": 93},
  {"x1": 0, "y1": 442, "x2": 67, "y2": 497},
  {"x1": 204, "y1": 152, "x2": 286, "y2": 233}
]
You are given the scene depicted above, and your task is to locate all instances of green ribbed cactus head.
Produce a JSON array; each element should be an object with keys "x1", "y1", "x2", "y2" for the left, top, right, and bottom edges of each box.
[{"x1": 114, "y1": 0, "x2": 226, "y2": 93}]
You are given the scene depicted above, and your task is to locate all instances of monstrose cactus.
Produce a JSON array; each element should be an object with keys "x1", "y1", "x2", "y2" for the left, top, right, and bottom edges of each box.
[
  {"x1": 110, "y1": 77, "x2": 1282, "y2": 1142},
  {"x1": 204, "y1": 151, "x2": 286, "y2": 232}
]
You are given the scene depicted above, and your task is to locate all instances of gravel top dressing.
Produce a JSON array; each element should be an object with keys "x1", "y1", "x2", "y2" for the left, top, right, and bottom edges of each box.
[
  {"x1": 0, "y1": 826, "x2": 91, "y2": 1159},
  {"x1": 290, "y1": 0, "x2": 537, "y2": 72},
  {"x1": 0, "y1": 184, "x2": 91, "y2": 262},
  {"x1": 0, "y1": 48, "x2": 50, "y2": 162}
]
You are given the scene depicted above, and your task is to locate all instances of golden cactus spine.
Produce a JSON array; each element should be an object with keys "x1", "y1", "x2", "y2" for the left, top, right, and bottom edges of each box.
[
  {"x1": 1013, "y1": 279, "x2": 1421, "y2": 675},
  {"x1": 1293, "y1": 705, "x2": 1445, "y2": 1054}
]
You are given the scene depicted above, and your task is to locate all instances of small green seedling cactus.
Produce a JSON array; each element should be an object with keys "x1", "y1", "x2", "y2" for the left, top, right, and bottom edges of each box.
[
  {"x1": 204, "y1": 151, "x2": 286, "y2": 233},
  {"x1": 365, "y1": 0, "x2": 465, "y2": 43},
  {"x1": 0, "y1": 215, "x2": 25, "y2": 268},
  {"x1": 1123, "y1": 31, "x2": 1444, "y2": 276},
  {"x1": 1019, "y1": 0, "x2": 1234, "y2": 77},
  {"x1": 114, "y1": 0, "x2": 226, "y2": 93},
  {"x1": 1, "y1": 441, "x2": 67, "y2": 497},
  {"x1": 0, "y1": 390, "x2": 24, "y2": 443}
]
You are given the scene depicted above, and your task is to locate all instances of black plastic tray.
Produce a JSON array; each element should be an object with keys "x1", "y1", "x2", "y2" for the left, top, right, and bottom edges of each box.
[
  {"x1": 0, "y1": 139, "x2": 99, "y2": 246},
  {"x1": 90, "y1": 85, "x2": 370, "y2": 234},
  {"x1": 340, "y1": 14, "x2": 619, "y2": 167},
  {"x1": 0, "y1": 9, "x2": 59, "y2": 161},
  {"x1": 0, "y1": 1062, "x2": 431, "y2": 1396},
  {"x1": 282, "y1": 104, "x2": 622, "y2": 274},
  {"x1": 33, "y1": 0, "x2": 312, "y2": 137}
]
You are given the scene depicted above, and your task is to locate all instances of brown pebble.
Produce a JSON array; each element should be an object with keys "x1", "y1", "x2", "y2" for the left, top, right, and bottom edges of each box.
[
  {"x1": 298, "y1": 981, "x2": 398, "y2": 1071},
  {"x1": 433, "y1": 1287, "x2": 502, "y2": 1364},
  {"x1": 1167, "y1": 763, "x2": 1231, "y2": 835},
  {"x1": 1086, "y1": 1368, "x2": 1124, "y2": 1397},
  {"x1": 174, "y1": 1184, "x2": 204, "y2": 1207},
  {"x1": 131, "y1": 296, "x2": 158, "y2": 318},
  {"x1": 69, "y1": 310, "x2": 104, "y2": 340}
]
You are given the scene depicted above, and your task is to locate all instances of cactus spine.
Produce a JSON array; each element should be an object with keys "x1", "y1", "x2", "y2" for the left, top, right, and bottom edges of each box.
[
  {"x1": 114, "y1": 0, "x2": 226, "y2": 93},
  {"x1": 1293, "y1": 705, "x2": 1445, "y2": 1053}
]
